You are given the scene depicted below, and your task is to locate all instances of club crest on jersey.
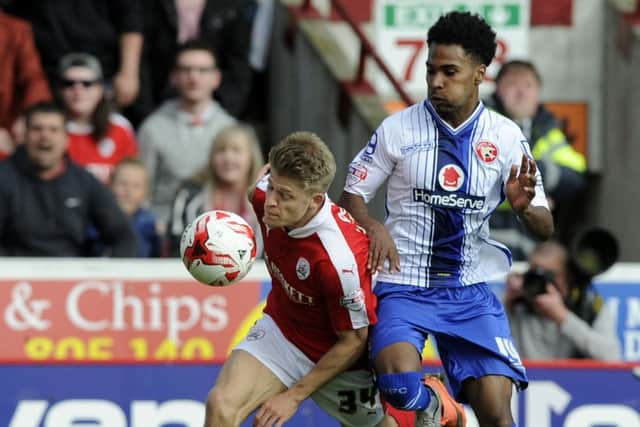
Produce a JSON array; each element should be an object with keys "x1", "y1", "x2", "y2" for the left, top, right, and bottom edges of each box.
[
  {"x1": 340, "y1": 289, "x2": 365, "y2": 312},
  {"x1": 296, "y1": 257, "x2": 310, "y2": 280},
  {"x1": 438, "y1": 164, "x2": 464, "y2": 192},
  {"x1": 98, "y1": 137, "x2": 116, "y2": 157},
  {"x1": 476, "y1": 141, "x2": 498, "y2": 163}
]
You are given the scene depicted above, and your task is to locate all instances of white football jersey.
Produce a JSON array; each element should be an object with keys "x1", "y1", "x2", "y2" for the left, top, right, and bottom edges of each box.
[{"x1": 344, "y1": 100, "x2": 549, "y2": 288}]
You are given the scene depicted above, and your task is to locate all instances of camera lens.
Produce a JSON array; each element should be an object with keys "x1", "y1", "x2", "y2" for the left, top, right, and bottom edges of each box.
[{"x1": 522, "y1": 268, "x2": 553, "y2": 299}]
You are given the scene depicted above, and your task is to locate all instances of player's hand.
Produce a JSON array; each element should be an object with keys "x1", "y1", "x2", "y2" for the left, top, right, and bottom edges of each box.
[
  {"x1": 253, "y1": 391, "x2": 299, "y2": 427},
  {"x1": 506, "y1": 155, "x2": 537, "y2": 214},
  {"x1": 533, "y1": 284, "x2": 568, "y2": 325},
  {"x1": 366, "y1": 221, "x2": 400, "y2": 273}
]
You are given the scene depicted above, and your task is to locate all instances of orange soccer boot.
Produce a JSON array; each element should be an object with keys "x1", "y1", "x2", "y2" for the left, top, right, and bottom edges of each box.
[{"x1": 415, "y1": 374, "x2": 466, "y2": 427}]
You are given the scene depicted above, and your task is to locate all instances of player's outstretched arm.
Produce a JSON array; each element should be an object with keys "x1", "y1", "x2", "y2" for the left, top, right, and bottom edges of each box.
[
  {"x1": 253, "y1": 327, "x2": 368, "y2": 427},
  {"x1": 339, "y1": 191, "x2": 400, "y2": 273},
  {"x1": 506, "y1": 155, "x2": 554, "y2": 240}
]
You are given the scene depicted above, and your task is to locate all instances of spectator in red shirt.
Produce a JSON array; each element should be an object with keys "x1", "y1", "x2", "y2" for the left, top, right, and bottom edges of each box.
[
  {"x1": 0, "y1": 9, "x2": 51, "y2": 160},
  {"x1": 58, "y1": 53, "x2": 138, "y2": 184}
]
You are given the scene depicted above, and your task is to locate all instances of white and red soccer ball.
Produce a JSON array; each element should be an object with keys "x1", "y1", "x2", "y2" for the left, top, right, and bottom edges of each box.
[{"x1": 180, "y1": 210, "x2": 257, "y2": 286}]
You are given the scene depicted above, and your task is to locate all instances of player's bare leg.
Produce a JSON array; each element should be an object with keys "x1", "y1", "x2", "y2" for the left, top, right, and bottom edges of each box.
[
  {"x1": 204, "y1": 350, "x2": 286, "y2": 427},
  {"x1": 337, "y1": 413, "x2": 397, "y2": 427},
  {"x1": 336, "y1": 416, "x2": 397, "y2": 427},
  {"x1": 375, "y1": 342, "x2": 424, "y2": 373},
  {"x1": 462, "y1": 375, "x2": 514, "y2": 427},
  {"x1": 377, "y1": 414, "x2": 400, "y2": 426}
]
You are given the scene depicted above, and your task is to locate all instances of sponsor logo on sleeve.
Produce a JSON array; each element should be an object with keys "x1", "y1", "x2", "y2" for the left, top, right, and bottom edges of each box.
[
  {"x1": 358, "y1": 133, "x2": 378, "y2": 163},
  {"x1": 346, "y1": 162, "x2": 368, "y2": 187},
  {"x1": 340, "y1": 289, "x2": 365, "y2": 311},
  {"x1": 246, "y1": 328, "x2": 266, "y2": 341}
]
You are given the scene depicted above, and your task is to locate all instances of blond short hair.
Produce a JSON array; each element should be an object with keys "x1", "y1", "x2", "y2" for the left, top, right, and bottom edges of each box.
[
  {"x1": 112, "y1": 157, "x2": 149, "y2": 186},
  {"x1": 269, "y1": 131, "x2": 336, "y2": 194}
]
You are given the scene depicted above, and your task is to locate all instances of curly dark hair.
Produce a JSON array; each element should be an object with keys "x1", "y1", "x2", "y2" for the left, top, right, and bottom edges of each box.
[{"x1": 427, "y1": 11, "x2": 497, "y2": 66}]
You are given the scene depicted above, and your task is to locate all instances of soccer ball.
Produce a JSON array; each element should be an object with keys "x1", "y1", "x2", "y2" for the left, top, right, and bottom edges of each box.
[{"x1": 180, "y1": 210, "x2": 257, "y2": 286}]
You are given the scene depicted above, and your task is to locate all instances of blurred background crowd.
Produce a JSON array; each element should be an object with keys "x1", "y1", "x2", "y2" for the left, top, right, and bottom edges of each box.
[
  {"x1": 0, "y1": 0, "x2": 593, "y2": 262},
  {"x1": 0, "y1": 0, "x2": 271, "y2": 258}
]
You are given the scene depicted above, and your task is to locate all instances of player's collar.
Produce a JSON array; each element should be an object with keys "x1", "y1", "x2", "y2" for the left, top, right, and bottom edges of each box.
[
  {"x1": 425, "y1": 99, "x2": 484, "y2": 136},
  {"x1": 287, "y1": 195, "x2": 331, "y2": 239}
]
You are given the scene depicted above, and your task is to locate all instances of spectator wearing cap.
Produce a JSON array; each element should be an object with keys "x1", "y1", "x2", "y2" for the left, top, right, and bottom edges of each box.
[
  {"x1": 0, "y1": 8, "x2": 51, "y2": 160},
  {"x1": 58, "y1": 53, "x2": 138, "y2": 184},
  {"x1": 137, "y1": 39, "x2": 235, "y2": 229},
  {"x1": 5, "y1": 0, "x2": 143, "y2": 111},
  {"x1": 0, "y1": 102, "x2": 137, "y2": 257}
]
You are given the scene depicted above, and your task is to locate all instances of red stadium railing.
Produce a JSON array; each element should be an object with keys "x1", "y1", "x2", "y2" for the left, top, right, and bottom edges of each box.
[{"x1": 294, "y1": 0, "x2": 415, "y2": 106}]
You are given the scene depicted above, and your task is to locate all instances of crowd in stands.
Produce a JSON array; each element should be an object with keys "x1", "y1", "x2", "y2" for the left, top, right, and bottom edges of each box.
[
  {"x1": 0, "y1": 0, "x2": 271, "y2": 258},
  {"x1": 0, "y1": 0, "x2": 590, "y2": 262}
]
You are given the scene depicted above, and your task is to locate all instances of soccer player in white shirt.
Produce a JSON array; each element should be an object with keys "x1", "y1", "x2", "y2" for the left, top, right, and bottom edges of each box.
[{"x1": 340, "y1": 11, "x2": 554, "y2": 427}]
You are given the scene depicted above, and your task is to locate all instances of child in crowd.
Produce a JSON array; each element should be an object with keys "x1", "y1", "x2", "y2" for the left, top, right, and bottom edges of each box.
[
  {"x1": 111, "y1": 158, "x2": 161, "y2": 257},
  {"x1": 167, "y1": 124, "x2": 264, "y2": 257}
]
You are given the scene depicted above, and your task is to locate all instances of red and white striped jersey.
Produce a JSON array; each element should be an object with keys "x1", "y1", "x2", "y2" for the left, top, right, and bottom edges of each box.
[{"x1": 252, "y1": 177, "x2": 377, "y2": 363}]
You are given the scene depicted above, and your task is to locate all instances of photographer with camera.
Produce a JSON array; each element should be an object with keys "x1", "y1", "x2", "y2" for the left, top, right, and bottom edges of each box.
[{"x1": 505, "y1": 234, "x2": 621, "y2": 361}]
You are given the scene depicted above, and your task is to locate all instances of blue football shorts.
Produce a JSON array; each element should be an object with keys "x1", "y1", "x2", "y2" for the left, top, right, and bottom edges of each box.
[{"x1": 370, "y1": 282, "x2": 528, "y2": 402}]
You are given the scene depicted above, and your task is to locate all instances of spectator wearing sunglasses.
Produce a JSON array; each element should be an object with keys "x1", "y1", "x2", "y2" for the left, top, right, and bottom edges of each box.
[{"x1": 58, "y1": 53, "x2": 138, "y2": 184}]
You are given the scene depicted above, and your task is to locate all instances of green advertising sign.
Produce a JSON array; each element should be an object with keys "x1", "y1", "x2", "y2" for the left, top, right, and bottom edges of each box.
[{"x1": 384, "y1": 2, "x2": 521, "y2": 28}]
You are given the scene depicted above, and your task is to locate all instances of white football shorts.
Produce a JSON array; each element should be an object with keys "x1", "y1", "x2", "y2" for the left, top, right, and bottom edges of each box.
[{"x1": 234, "y1": 314, "x2": 384, "y2": 427}]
